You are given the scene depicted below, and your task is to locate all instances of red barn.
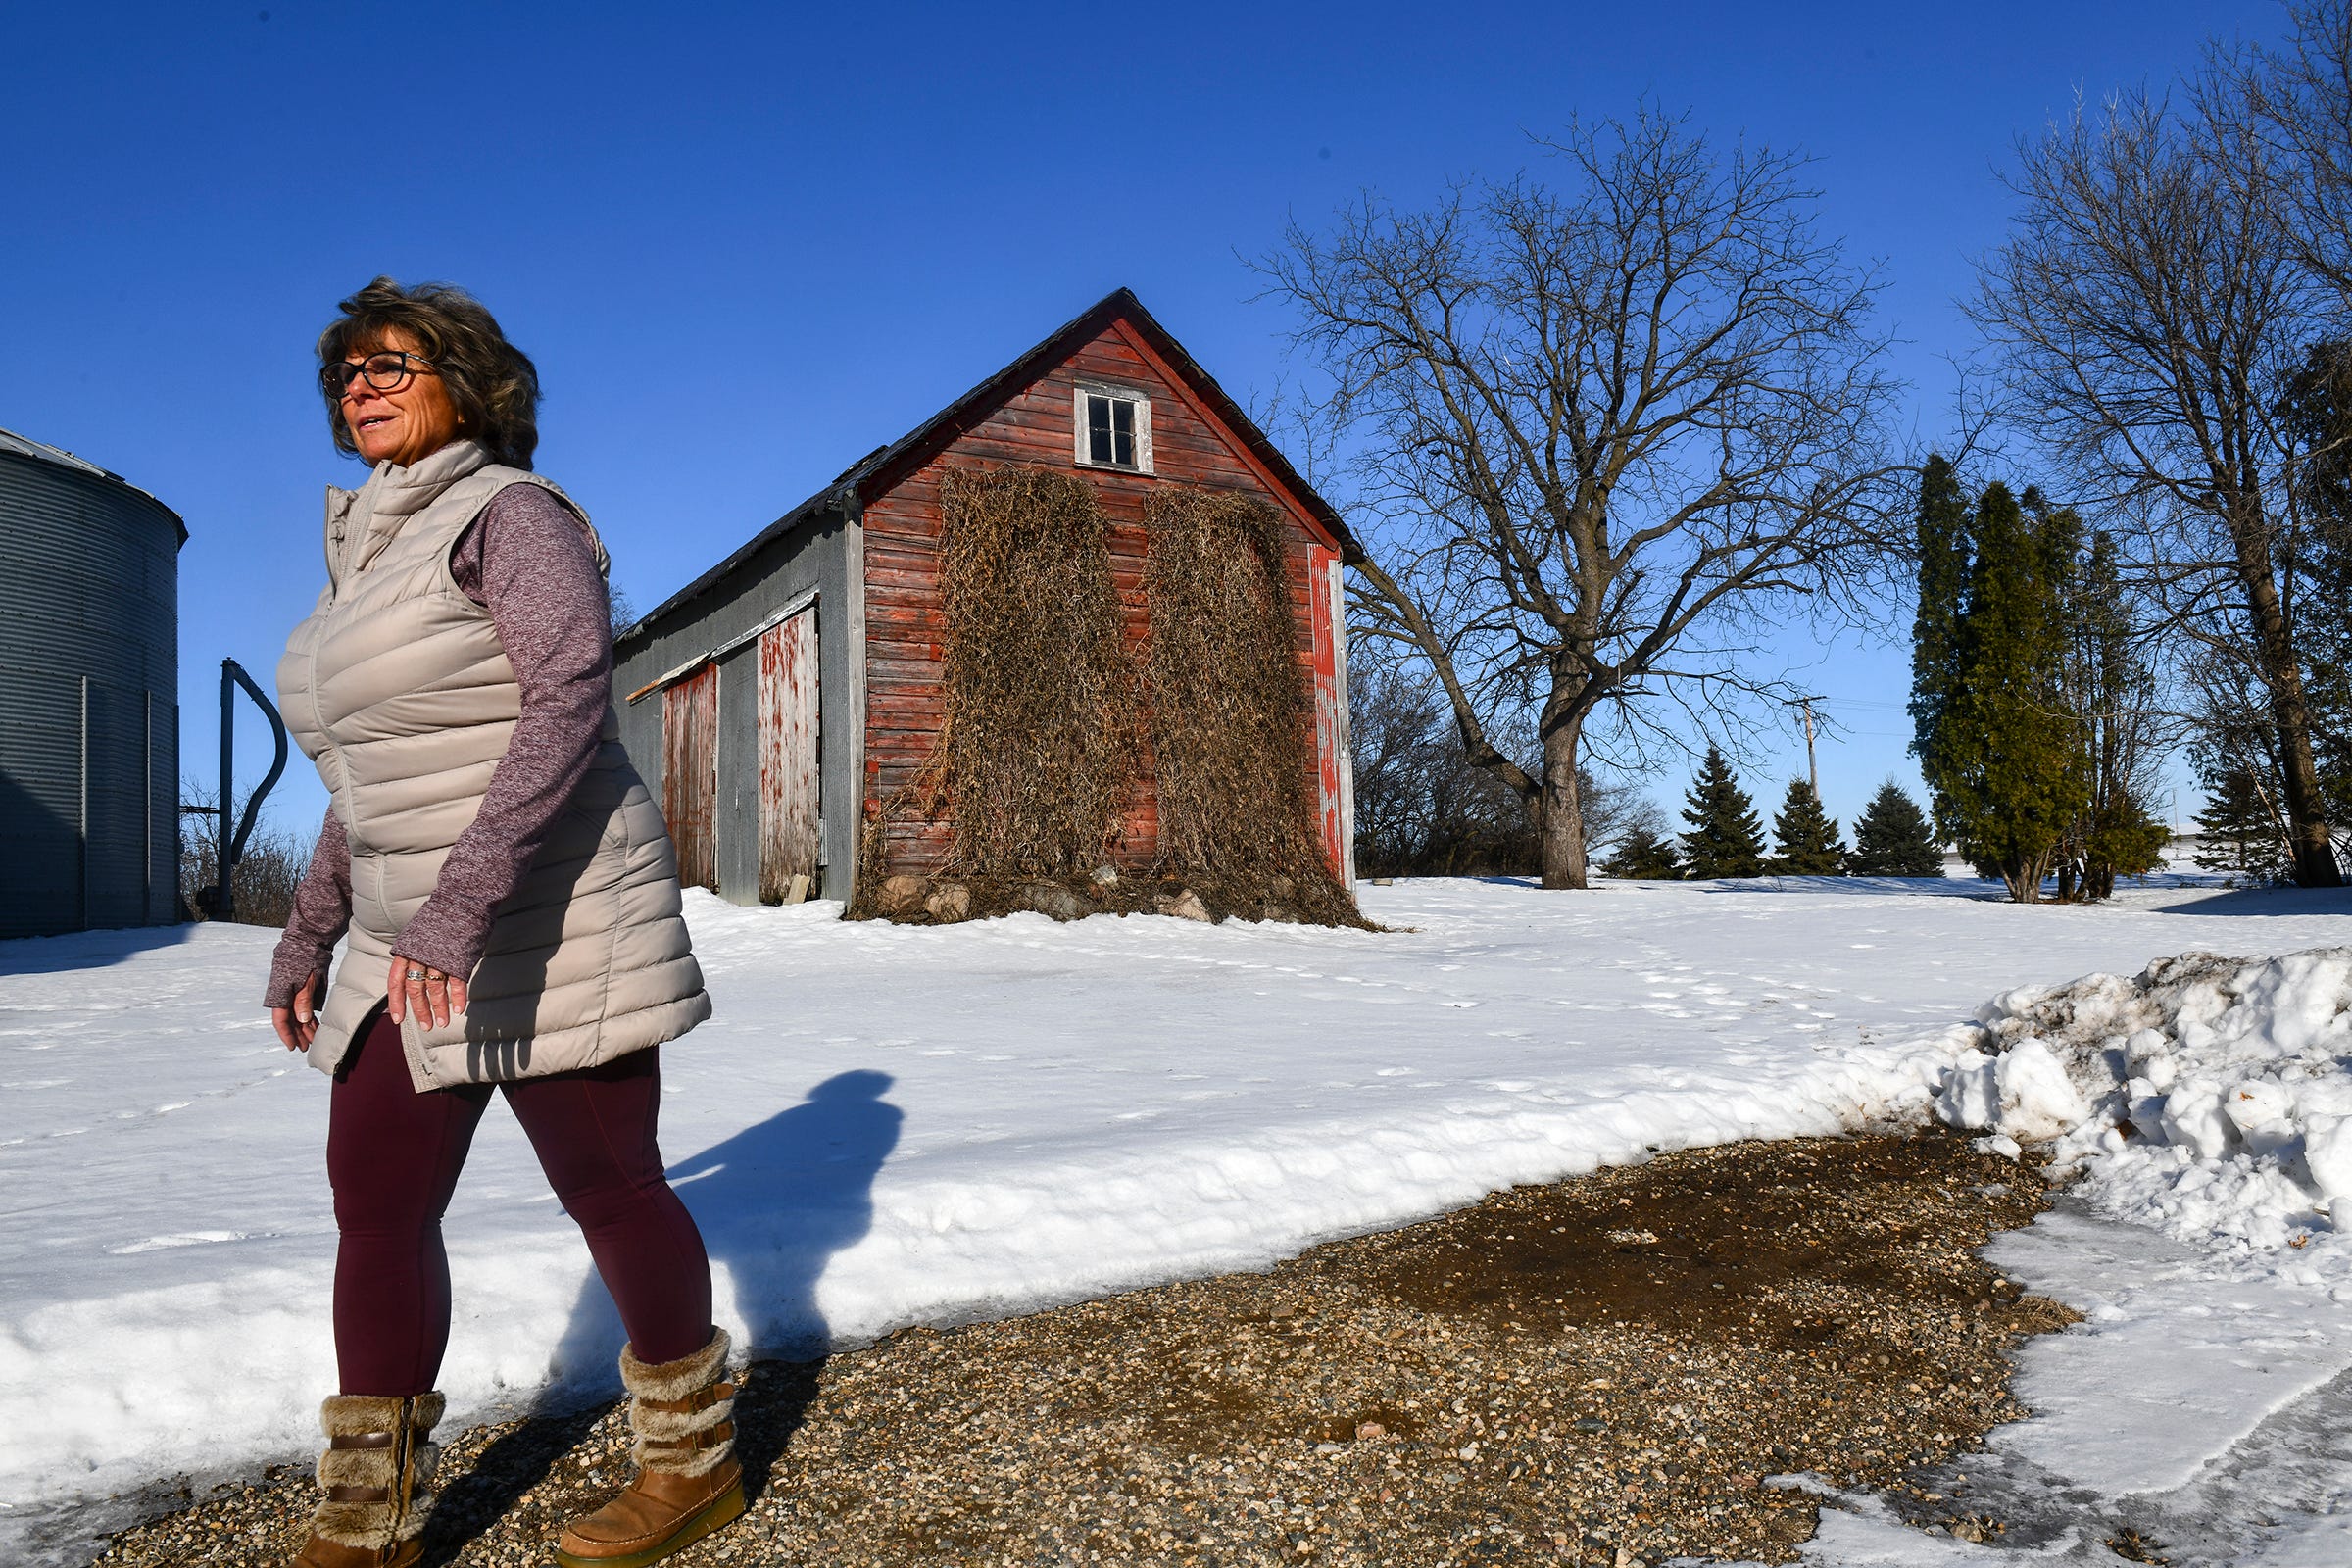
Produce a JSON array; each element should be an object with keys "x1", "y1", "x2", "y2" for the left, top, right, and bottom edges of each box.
[{"x1": 613, "y1": 289, "x2": 1362, "y2": 918}]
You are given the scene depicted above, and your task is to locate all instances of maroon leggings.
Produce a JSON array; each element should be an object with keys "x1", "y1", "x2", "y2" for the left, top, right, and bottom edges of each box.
[{"x1": 327, "y1": 1007, "x2": 713, "y2": 1396}]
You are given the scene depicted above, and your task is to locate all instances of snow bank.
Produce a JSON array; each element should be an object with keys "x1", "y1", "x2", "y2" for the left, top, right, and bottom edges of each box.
[{"x1": 1928, "y1": 946, "x2": 2352, "y2": 1290}]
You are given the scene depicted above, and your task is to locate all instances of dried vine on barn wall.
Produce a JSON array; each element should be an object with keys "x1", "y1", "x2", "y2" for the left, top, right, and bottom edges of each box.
[
  {"x1": 852, "y1": 467, "x2": 1364, "y2": 929},
  {"x1": 1143, "y1": 486, "x2": 1365, "y2": 927},
  {"x1": 848, "y1": 465, "x2": 1134, "y2": 921}
]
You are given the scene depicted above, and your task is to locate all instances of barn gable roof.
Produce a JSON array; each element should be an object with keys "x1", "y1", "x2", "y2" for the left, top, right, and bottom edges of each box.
[{"x1": 618, "y1": 288, "x2": 1357, "y2": 652}]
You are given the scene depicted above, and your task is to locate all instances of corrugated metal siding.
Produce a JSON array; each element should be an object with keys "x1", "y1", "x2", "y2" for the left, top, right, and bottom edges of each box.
[
  {"x1": 0, "y1": 668, "x2": 86, "y2": 937},
  {"x1": 0, "y1": 452, "x2": 182, "y2": 937}
]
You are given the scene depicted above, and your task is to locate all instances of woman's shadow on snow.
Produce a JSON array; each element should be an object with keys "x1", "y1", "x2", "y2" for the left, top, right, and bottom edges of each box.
[{"x1": 427, "y1": 1069, "x2": 901, "y2": 1553}]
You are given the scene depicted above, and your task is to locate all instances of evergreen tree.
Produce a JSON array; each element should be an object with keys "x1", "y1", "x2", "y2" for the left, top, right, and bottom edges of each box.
[
  {"x1": 2186, "y1": 675, "x2": 2294, "y2": 884},
  {"x1": 2279, "y1": 344, "x2": 2352, "y2": 858},
  {"x1": 1768, "y1": 778, "x2": 1846, "y2": 874},
  {"x1": 1679, "y1": 747, "x2": 1767, "y2": 878},
  {"x1": 1849, "y1": 782, "x2": 1944, "y2": 876},
  {"x1": 2191, "y1": 761, "x2": 2285, "y2": 879},
  {"x1": 1916, "y1": 481, "x2": 2089, "y2": 902},
  {"x1": 1909, "y1": 454, "x2": 1972, "y2": 828},
  {"x1": 1604, "y1": 823, "x2": 1684, "y2": 880},
  {"x1": 2055, "y1": 525, "x2": 2168, "y2": 899}
]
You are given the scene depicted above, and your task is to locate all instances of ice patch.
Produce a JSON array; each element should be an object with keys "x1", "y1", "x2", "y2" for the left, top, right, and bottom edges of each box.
[{"x1": 106, "y1": 1231, "x2": 262, "y2": 1255}]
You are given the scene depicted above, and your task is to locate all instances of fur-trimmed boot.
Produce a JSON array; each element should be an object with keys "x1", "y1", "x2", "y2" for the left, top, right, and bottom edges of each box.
[
  {"x1": 290, "y1": 1392, "x2": 444, "y2": 1568},
  {"x1": 555, "y1": 1329, "x2": 746, "y2": 1568}
]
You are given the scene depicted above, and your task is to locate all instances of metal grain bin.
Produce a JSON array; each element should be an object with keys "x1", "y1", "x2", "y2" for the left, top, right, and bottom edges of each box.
[{"x1": 0, "y1": 426, "x2": 185, "y2": 937}]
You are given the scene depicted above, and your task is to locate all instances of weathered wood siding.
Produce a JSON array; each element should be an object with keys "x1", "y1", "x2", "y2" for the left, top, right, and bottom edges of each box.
[
  {"x1": 662, "y1": 662, "x2": 719, "y2": 891},
  {"x1": 1310, "y1": 546, "x2": 1351, "y2": 879},
  {"x1": 612, "y1": 504, "x2": 864, "y2": 904},
  {"x1": 860, "y1": 315, "x2": 1350, "y2": 880},
  {"x1": 757, "y1": 606, "x2": 821, "y2": 899}
]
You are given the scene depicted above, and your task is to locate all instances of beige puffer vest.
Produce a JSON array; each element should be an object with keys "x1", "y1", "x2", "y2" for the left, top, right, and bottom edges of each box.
[{"x1": 277, "y1": 440, "x2": 710, "y2": 1090}]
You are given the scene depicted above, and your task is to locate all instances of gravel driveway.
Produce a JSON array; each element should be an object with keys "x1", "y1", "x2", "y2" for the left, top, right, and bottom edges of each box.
[{"x1": 93, "y1": 1130, "x2": 2068, "y2": 1567}]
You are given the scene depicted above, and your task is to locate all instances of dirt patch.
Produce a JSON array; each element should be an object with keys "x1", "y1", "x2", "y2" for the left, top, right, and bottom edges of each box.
[{"x1": 89, "y1": 1130, "x2": 2071, "y2": 1567}]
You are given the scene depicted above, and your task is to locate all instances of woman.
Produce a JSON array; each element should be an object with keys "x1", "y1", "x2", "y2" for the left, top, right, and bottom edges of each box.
[{"x1": 265, "y1": 277, "x2": 742, "y2": 1568}]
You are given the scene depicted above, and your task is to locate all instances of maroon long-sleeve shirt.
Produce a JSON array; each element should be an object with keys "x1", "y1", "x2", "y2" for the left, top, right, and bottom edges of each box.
[{"x1": 265, "y1": 484, "x2": 613, "y2": 1008}]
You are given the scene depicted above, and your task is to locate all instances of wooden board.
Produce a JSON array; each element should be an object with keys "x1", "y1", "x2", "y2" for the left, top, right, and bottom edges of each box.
[
  {"x1": 1309, "y1": 544, "x2": 1348, "y2": 880},
  {"x1": 662, "y1": 662, "x2": 719, "y2": 892},
  {"x1": 758, "y1": 607, "x2": 820, "y2": 902}
]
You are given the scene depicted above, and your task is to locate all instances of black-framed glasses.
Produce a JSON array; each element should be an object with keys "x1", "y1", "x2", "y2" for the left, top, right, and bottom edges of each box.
[{"x1": 320, "y1": 350, "x2": 435, "y2": 399}]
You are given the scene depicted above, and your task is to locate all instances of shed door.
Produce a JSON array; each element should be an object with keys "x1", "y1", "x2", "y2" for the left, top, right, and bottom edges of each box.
[
  {"x1": 758, "y1": 607, "x2": 820, "y2": 901},
  {"x1": 662, "y1": 662, "x2": 719, "y2": 892}
]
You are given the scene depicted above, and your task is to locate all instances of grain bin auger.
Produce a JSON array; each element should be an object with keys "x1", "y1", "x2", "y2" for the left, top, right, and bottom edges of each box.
[{"x1": 181, "y1": 657, "x2": 287, "y2": 922}]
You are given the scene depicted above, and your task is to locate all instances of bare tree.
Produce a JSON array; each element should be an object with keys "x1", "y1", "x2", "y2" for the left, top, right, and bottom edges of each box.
[
  {"x1": 2248, "y1": 1, "x2": 2352, "y2": 309},
  {"x1": 178, "y1": 783, "x2": 315, "y2": 929},
  {"x1": 1259, "y1": 108, "x2": 1908, "y2": 889},
  {"x1": 1346, "y1": 649, "x2": 1644, "y2": 878},
  {"x1": 1969, "y1": 86, "x2": 2344, "y2": 885}
]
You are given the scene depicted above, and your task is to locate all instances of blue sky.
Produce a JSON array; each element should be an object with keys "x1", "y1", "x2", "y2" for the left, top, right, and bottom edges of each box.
[{"x1": 2, "y1": 0, "x2": 2276, "y2": 841}]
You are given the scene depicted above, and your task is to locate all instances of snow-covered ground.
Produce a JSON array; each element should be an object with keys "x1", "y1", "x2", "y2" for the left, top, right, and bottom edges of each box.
[{"x1": 5, "y1": 873, "x2": 2350, "y2": 1564}]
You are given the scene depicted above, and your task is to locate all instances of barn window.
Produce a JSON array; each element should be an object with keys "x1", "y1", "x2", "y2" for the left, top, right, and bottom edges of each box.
[{"x1": 1074, "y1": 386, "x2": 1152, "y2": 473}]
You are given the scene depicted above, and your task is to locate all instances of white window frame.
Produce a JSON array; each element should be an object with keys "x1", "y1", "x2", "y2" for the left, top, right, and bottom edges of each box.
[{"x1": 1072, "y1": 383, "x2": 1153, "y2": 474}]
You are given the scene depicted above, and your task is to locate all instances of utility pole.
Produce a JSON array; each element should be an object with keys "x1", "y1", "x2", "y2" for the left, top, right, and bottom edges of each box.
[{"x1": 1795, "y1": 696, "x2": 1827, "y2": 797}]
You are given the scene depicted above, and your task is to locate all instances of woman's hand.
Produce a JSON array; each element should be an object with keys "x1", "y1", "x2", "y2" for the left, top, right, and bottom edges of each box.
[
  {"x1": 270, "y1": 973, "x2": 321, "y2": 1052},
  {"x1": 387, "y1": 954, "x2": 468, "y2": 1030}
]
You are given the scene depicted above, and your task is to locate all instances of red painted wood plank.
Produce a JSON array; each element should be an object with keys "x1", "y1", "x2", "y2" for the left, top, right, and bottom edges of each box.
[
  {"x1": 867, "y1": 693, "x2": 948, "y2": 721},
  {"x1": 1306, "y1": 544, "x2": 1347, "y2": 879}
]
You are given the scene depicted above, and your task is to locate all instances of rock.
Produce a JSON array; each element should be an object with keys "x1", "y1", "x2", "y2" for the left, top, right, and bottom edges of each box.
[
  {"x1": 876, "y1": 873, "x2": 928, "y2": 915},
  {"x1": 924, "y1": 883, "x2": 971, "y2": 922},
  {"x1": 1090, "y1": 864, "x2": 1120, "y2": 887},
  {"x1": 1353, "y1": 1420, "x2": 1387, "y2": 1441},
  {"x1": 1015, "y1": 882, "x2": 1086, "y2": 921},
  {"x1": 1155, "y1": 888, "x2": 1212, "y2": 922},
  {"x1": 1948, "y1": 1518, "x2": 1987, "y2": 1544}
]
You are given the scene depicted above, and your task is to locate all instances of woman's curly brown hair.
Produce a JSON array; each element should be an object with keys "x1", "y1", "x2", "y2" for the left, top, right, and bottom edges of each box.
[{"x1": 318, "y1": 276, "x2": 541, "y2": 468}]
